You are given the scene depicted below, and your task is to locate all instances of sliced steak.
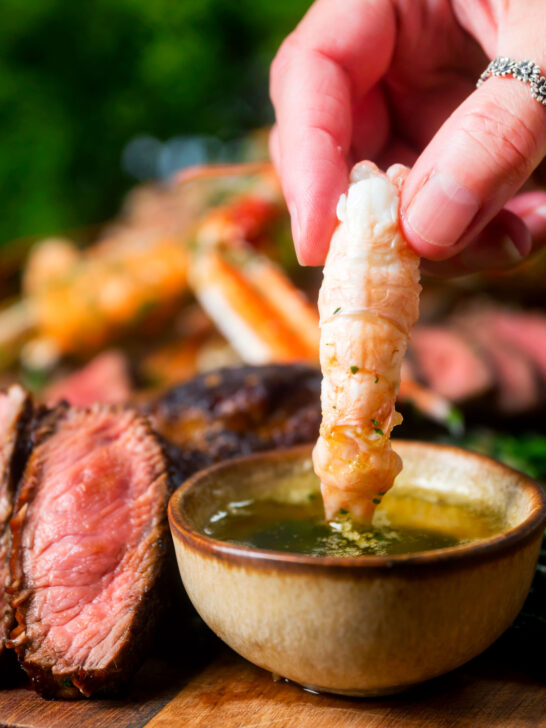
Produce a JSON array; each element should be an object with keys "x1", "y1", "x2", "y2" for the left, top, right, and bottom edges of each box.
[
  {"x1": 8, "y1": 404, "x2": 169, "y2": 698},
  {"x1": 0, "y1": 386, "x2": 33, "y2": 664},
  {"x1": 484, "y1": 311, "x2": 546, "y2": 382},
  {"x1": 457, "y1": 320, "x2": 541, "y2": 414},
  {"x1": 44, "y1": 350, "x2": 131, "y2": 407},
  {"x1": 144, "y1": 364, "x2": 322, "y2": 483},
  {"x1": 409, "y1": 327, "x2": 494, "y2": 402}
]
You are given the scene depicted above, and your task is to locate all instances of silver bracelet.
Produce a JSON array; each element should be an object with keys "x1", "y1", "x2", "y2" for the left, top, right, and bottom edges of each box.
[{"x1": 477, "y1": 57, "x2": 546, "y2": 105}]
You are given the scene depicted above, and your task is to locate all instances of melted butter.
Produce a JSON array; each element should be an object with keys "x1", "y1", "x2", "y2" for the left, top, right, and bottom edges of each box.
[{"x1": 203, "y1": 488, "x2": 504, "y2": 557}]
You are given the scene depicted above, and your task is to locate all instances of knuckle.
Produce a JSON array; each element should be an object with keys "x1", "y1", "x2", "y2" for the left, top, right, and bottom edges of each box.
[
  {"x1": 458, "y1": 98, "x2": 541, "y2": 182},
  {"x1": 305, "y1": 125, "x2": 344, "y2": 161},
  {"x1": 270, "y1": 33, "x2": 299, "y2": 96}
]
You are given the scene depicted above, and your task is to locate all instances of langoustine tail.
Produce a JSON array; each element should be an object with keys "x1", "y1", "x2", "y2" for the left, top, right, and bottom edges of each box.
[{"x1": 313, "y1": 161, "x2": 421, "y2": 523}]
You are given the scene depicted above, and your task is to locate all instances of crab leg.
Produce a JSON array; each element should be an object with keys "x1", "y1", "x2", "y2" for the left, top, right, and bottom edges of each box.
[{"x1": 189, "y1": 248, "x2": 313, "y2": 364}]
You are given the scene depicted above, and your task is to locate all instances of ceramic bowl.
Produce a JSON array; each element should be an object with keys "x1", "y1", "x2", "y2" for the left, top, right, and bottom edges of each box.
[{"x1": 168, "y1": 441, "x2": 546, "y2": 696}]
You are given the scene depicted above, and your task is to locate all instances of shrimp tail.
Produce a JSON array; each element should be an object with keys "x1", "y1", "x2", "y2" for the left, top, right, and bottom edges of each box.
[{"x1": 313, "y1": 161, "x2": 421, "y2": 523}]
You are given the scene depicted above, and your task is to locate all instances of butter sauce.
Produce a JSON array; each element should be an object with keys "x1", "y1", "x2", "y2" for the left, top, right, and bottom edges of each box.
[{"x1": 203, "y1": 488, "x2": 504, "y2": 557}]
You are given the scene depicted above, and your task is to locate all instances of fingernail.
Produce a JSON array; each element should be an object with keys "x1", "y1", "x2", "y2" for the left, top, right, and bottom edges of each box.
[
  {"x1": 461, "y1": 234, "x2": 523, "y2": 270},
  {"x1": 289, "y1": 202, "x2": 304, "y2": 263},
  {"x1": 405, "y1": 171, "x2": 480, "y2": 247},
  {"x1": 501, "y1": 235, "x2": 525, "y2": 262},
  {"x1": 520, "y1": 205, "x2": 546, "y2": 241}
]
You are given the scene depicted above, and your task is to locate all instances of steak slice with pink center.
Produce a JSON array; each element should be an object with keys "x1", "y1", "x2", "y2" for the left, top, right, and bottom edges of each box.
[
  {"x1": 0, "y1": 385, "x2": 32, "y2": 665},
  {"x1": 44, "y1": 350, "x2": 131, "y2": 408},
  {"x1": 8, "y1": 404, "x2": 169, "y2": 698},
  {"x1": 456, "y1": 316, "x2": 541, "y2": 414},
  {"x1": 409, "y1": 327, "x2": 494, "y2": 402},
  {"x1": 484, "y1": 311, "x2": 546, "y2": 381}
]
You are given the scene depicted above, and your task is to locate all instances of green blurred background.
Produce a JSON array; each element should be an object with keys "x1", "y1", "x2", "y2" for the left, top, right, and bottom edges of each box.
[{"x1": 0, "y1": 0, "x2": 310, "y2": 246}]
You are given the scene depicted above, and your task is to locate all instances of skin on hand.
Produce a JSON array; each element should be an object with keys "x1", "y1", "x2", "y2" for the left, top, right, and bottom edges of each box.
[{"x1": 269, "y1": 0, "x2": 546, "y2": 275}]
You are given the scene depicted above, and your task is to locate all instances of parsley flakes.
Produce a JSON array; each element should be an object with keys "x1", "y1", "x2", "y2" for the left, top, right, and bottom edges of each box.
[{"x1": 371, "y1": 419, "x2": 384, "y2": 436}]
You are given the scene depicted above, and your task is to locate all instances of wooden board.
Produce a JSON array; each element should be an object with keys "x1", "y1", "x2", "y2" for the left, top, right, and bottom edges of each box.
[
  {"x1": 0, "y1": 657, "x2": 181, "y2": 728},
  {"x1": 0, "y1": 626, "x2": 543, "y2": 728},
  {"x1": 146, "y1": 650, "x2": 546, "y2": 728}
]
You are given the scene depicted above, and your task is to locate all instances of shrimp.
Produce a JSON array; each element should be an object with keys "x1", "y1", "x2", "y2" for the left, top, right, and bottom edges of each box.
[{"x1": 312, "y1": 161, "x2": 421, "y2": 523}]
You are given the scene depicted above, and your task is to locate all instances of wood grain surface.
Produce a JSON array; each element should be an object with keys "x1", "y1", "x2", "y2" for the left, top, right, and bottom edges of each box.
[
  {"x1": 145, "y1": 650, "x2": 546, "y2": 728},
  {"x1": 0, "y1": 628, "x2": 543, "y2": 728},
  {"x1": 0, "y1": 657, "x2": 182, "y2": 728}
]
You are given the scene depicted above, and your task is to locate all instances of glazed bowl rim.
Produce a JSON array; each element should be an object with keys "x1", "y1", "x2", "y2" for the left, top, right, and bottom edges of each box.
[{"x1": 168, "y1": 441, "x2": 546, "y2": 572}]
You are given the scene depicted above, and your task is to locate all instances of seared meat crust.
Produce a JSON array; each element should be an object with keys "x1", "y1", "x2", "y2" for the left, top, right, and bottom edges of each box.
[
  {"x1": 0, "y1": 386, "x2": 33, "y2": 666},
  {"x1": 144, "y1": 364, "x2": 322, "y2": 484},
  {"x1": 8, "y1": 404, "x2": 170, "y2": 698}
]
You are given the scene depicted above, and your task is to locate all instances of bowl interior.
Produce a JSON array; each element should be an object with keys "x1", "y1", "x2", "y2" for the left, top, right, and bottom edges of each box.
[{"x1": 175, "y1": 441, "x2": 544, "y2": 556}]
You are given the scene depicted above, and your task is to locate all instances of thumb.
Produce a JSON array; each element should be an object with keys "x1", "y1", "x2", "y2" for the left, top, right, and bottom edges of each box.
[{"x1": 401, "y1": 74, "x2": 546, "y2": 261}]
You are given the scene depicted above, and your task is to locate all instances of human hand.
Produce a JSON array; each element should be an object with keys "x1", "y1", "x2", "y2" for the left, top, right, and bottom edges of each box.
[{"x1": 270, "y1": 0, "x2": 546, "y2": 275}]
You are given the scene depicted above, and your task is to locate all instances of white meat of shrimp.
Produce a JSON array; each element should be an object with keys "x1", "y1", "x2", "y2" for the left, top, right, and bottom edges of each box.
[{"x1": 312, "y1": 161, "x2": 421, "y2": 523}]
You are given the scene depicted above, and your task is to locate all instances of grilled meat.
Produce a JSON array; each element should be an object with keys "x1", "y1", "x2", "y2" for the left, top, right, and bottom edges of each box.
[
  {"x1": 481, "y1": 310, "x2": 546, "y2": 382},
  {"x1": 0, "y1": 386, "x2": 33, "y2": 665},
  {"x1": 456, "y1": 319, "x2": 540, "y2": 414},
  {"x1": 144, "y1": 364, "x2": 322, "y2": 484},
  {"x1": 409, "y1": 327, "x2": 494, "y2": 402},
  {"x1": 8, "y1": 404, "x2": 170, "y2": 698},
  {"x1": 44, "y1": 350, "x2": 131, "y2": 408}
]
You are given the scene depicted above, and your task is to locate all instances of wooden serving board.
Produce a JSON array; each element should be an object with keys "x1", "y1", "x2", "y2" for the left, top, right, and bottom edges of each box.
[{"x1": 0, "y1": 626, "x2": 543, "y2": 728}]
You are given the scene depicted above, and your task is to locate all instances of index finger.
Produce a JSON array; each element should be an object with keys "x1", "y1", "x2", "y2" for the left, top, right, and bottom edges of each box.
[{"x1": 270, "y1": 0, "x2": 396, "y2": 265}]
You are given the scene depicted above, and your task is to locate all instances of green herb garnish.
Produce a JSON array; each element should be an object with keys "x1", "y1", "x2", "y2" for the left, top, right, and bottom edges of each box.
[
  {"x1": 350, "y1": 365, "x2": 359, "y2": 374},
  {"x1": 374, "y1": 375, "x2": 379, "y2": 383},
  {"x1": 333, "y1": 307, "x2": 341, "y2": 314},
  {"x1": 372, "y1": 498, "x2": 381, "y2": 505},
  {"x1": 20, "y1": 367, "x2": 50, "y2": 394},
  {"x1": 446, "y1": 406, "x2": 464, "y2": 436},
  {"x1": 339, "y1": 508, "x2": 348, "y2": 515},
  {"x1": 449, "y1": 430, "x2": 546, "y2": 481},
  {"x1": 371, "y1": 419, "x2": 384, "y2": 436}
]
